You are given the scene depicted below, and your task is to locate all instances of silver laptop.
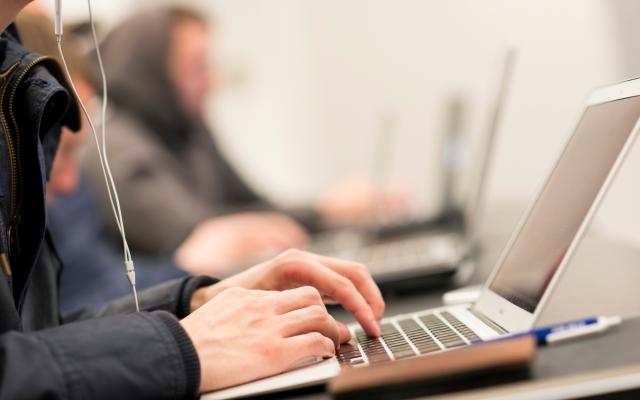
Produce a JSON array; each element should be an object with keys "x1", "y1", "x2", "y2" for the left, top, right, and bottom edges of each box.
[
  {"x1": 205, "y1": 76, "x2": 640, "y2": 399},
  {"x1": 311, "y1": 49, "x2": 516, "y2": 287}
]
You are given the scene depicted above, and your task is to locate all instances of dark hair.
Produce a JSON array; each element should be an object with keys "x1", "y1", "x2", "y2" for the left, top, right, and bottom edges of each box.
[{"x1": 167, "y1": 7, "x2": 209, "y2": 30}]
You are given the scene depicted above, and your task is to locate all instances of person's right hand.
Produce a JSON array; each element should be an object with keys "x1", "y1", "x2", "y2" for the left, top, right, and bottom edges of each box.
[
  {"x1": 174, "y1": 212, "x2": 309, "y2": 276},
  {"x1": 180, "y1": 286, "x2": 342, "y2": 392},
  {"x1": 191, "y1": 249, "x2": 385, "y2": 337}
]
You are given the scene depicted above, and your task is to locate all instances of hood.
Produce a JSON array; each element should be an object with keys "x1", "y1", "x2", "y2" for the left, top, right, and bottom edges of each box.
[{"x1": 97, "y1": 8, "x2": 194, "y2": 149}]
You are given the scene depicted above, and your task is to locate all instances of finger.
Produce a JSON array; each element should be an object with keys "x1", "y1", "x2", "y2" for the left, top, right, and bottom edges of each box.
[
  {"x1": 278, "y1": 286, "x2": 351, "y2": 343},
  {"x1": 287, "y1": 251, "x2": 385, "y2": 320},
  {"x1": 272, "y1": 286, "x2": 327, "y2": 314},
  {"x1": 278, "y1": 305, "x2": 340, "y2": 348},
  {"x1": 336, "y1": 321, "x2": 352, "y2": 343},
  {"x1": 321, "y1": 259, "x2": 385, "y2": 320},
  {"x1": 283, "y1": 332, "x2": 336, "y2": 369},
  {"x1": 281, "y1": 258, "x2": 381, "y2": 337}
]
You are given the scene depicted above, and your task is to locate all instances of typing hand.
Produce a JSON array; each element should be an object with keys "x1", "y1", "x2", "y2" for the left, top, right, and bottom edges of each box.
[
  {"x1": 181, "y1": 286, "x2": 340, "y2": 392},
  {"x1": 191, "y1": 249, "x2": 385, "y2": 337}
]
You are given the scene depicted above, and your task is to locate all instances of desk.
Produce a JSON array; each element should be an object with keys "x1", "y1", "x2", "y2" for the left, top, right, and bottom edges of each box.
[{"x1": 263, "y1": 236, "x2": 640, "y2": 399}]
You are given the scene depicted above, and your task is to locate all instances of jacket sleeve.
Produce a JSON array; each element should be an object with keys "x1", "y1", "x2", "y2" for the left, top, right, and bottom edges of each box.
[
  {"x1": 0, "y1": 311, "x2": 200, "y2": 399},
  {"x1": 63, "y1": 275, "x2": 218, "y2": 323}
]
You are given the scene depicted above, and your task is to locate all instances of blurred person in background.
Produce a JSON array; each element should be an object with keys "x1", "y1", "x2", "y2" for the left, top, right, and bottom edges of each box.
[
  {"x1": 82, "y1": 6, "x2": 406, "y2": 258},
  {"x1": 17, "y1": 9, "x2": 311, "y2": 313}
]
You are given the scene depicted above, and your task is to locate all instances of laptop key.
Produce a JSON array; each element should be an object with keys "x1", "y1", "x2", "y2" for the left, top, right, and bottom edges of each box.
[
  {"x1": 413, "y1": 342, "x2": 440, "y2": 353},
  {"x1": 337, "y1": 343, "x2": 360, "y2": 360},
  {"x1": 379, "y1": 323, "x2": 420, "y2": 359},
  {"x1": 393, "y1": 350, "x2": 418, "y2": 359},
  {"x1": 366, "y1": 352, "x2": 391, "y2": 364},
  {"x1": 337, "y1": 347, "x2": 364, "y2": 365},
  {"x1": 396, "y1": 318, "x2": 441, "y2": 354},
  {"x1": 419, "y1": 314, "x2": 465, "y2": 348},
  {"x1": 354, "y1": 328, "x2": 396, "y2": 364},
  {"x1": 440, "y1": 311, "x2": 481, "y2": 342},
  {"x1": 349, "y1": 357, "x2": 366, "y2": 365}
]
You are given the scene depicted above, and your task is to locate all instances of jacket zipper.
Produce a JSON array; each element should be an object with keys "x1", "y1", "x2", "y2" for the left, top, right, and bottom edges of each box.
[
  {"x1": 0, "y1": 56, "x2": 51, "y2": 275},
  {"x1": 0, "y1": 253, "x2": 10, "y2": 277}
]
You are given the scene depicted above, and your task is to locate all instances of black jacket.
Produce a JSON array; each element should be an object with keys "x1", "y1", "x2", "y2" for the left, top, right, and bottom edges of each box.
[{"x1": 0, "y1": 27, "x2": 213, "y2": 399}]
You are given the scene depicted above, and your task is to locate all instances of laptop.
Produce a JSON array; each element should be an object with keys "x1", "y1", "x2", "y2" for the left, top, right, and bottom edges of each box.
[
  {"x1": 205, "y1": 76, "x2": 640, "y2": 400},
  {"x1": 310, "y1": 49, "x2": 516, "y2": 289}
]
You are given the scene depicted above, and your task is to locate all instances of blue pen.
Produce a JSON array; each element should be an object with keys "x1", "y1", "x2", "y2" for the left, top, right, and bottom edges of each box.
[
  {"x1": 531, "y1": 316, "x2": 622, "y2": 345},
  {"x1": 475, "y1": 316, "x2": 622, "y2": 346}
]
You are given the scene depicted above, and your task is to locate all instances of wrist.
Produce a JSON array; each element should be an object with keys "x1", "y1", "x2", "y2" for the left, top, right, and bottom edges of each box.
[
  {"x1": 190, "y1": 287, "x2": 209, "y2": 312},
  {"x1": 155, "y1": 312, "x2": 201, "y2": 398},
  {"x1": 189, "y1": 261, "x2": 273, "y2": 311},
  {"x1": 190, "y1": 281, "x2": 232, "y2": 311},
  {"x1": 180, "y1": 276, "x2": 219, "y2": 317}
]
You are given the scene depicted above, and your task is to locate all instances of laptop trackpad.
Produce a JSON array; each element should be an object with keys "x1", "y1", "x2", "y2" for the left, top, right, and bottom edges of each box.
[{"x1": 202, "y1": 357, "x2": 340, "y2": 400}]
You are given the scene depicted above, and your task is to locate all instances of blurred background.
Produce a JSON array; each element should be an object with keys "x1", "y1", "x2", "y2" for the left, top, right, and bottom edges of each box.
[
  {"x1": 37, "y1": 0, "x2": 640, "y2": 247},
  {"x1": 30, "y1": 0, "x2": 640, "y2": 321}
]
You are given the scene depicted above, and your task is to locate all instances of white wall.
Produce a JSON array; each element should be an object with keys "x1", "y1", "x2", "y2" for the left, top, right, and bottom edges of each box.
[
  {"x1": 207, "y1": 0, "x2": 640, "y2": 246},
  {"x1": 42, "y1": 0, "x2": 640, "y2": 245}
]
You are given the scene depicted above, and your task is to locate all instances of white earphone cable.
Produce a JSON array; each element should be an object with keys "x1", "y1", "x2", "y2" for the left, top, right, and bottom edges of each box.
[{"x1": 55, "y1": 0, "x2": 139, "y2": 311}]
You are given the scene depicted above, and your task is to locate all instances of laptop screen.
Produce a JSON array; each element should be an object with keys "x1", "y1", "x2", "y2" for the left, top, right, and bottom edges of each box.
[{"x1": 489, "y1": 95, "x2": 640, "y2": 313}]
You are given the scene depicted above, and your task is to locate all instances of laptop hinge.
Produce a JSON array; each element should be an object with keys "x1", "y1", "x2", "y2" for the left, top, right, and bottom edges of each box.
[{"x1": 469, "y1": 308, "x2": 508, "y2": 334}]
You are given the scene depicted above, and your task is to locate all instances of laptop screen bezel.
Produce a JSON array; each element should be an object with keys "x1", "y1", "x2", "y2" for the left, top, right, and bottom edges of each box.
[{"x1": 472, "y1": 77, "x2": 640, "y2": 333}]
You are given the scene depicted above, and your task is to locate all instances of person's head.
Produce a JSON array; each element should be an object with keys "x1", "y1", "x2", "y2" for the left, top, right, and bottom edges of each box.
[
  {"x1": 166, "y1": 8, "x2": 212, "y2": 119},
  {"x1": 15, "y1": 10, "x2": 92, "y2": 201},
  {"x1": 99, "y1": 7, "x2": 213, "y2": 149}
]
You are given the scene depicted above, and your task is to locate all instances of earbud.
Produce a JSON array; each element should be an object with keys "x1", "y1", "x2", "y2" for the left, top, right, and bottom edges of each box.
[{"x1": 55, "y1": 0, "x2": 62, "y2": 39}]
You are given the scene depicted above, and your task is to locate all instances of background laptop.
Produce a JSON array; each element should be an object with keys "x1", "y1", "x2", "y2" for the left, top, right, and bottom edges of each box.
[
  {"x1": 310, "y1": 49, "x2": 516, "y2": 289},
  {"x1": 205, "y1": 75, "x2": 640, "y2": 400}
]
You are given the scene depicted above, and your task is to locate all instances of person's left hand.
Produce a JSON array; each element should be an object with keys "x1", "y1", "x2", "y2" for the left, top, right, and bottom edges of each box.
[{"x1": 191, "y1": 249, "x2": 385, "y2": 338}]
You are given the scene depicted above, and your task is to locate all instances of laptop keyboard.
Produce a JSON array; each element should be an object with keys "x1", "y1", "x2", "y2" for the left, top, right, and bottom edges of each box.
[
  {"x1": 337, "y1": 312, "x2": 480, "y2": 366},
  {"x1": 441, "y1": 311, "x2": 481, "y2": 342},
  {"x1": 353, "y1": 234, "x2": 461, "y2": 274},
  {"x1": 319, "y1": 232, "x2": 462, "y2": 276}
]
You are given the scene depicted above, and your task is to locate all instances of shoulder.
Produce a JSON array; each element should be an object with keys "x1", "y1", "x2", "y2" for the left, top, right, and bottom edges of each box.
[
  {"x1": 80, "y1": 105, "x2": 169, "y2": 169},
  {"x1": 79, "y1": 106, "x2": 182, "y2": 191}
]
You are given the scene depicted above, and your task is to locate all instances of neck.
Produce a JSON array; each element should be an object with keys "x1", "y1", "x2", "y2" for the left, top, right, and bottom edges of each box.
[{"x1": 1, "y1": 0, "x2": 32, "y2": 33}]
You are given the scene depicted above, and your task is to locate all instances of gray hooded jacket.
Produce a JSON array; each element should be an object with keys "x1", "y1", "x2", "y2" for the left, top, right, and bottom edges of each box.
[{"x1": 81, "y1": 8, "x2": 320, "y2": 255}]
